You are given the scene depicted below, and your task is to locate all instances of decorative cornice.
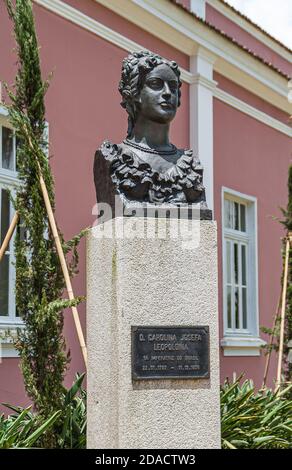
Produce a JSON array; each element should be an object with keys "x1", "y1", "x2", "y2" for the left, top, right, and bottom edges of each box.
[
  {"x1": 34, "y1": 0, "x2": 290, "y2": 105},
  {"x1": 123, "y1": 0, "x2": 290, "y2": 83},
  {"x1": 94, "y1": 0, "x2": 290, "y2": 113},
  {"x1": 190, "y1": 73, "x2": 218, "y2": 91},
  {"x1": 207, "y1": 0, "x2": 292, "y2": 61},
  {"x1": 168, "y1": 0, "x2": 291, "y2": 79},
  {"x1": 33, "y1": 0, "x2": 292, "y2": 137}
]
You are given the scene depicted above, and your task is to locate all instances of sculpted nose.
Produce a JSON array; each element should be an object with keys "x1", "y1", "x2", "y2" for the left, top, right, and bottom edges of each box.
[{"x1": 162, "y1": 82, "x2": 171, "y2": 98}]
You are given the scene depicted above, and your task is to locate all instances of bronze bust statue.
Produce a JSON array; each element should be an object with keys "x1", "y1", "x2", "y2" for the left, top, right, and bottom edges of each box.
[{"x1": 94, "y1": 51, "x2": 211, "y2": 218}]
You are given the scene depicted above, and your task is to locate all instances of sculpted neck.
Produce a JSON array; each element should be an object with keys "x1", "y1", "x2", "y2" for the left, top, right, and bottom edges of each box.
[{"x1": 129, "y1": 116, "x2": 171, "y2": 150}]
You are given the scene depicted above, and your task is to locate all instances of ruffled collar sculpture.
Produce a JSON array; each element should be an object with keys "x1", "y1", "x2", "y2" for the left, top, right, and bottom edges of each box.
[{"x1": 94, "y1": 51, "x2": 211, "y2": 219}]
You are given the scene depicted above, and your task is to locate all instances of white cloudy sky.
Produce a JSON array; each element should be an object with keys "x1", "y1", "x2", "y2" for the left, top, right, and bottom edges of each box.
[{"x1": 225, "y1": 0, "x2": 292, "y2": 49}]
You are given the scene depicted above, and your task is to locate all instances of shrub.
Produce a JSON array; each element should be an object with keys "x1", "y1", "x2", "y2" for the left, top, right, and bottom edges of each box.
[
  {"x1": 221, "y1": 377, "x2": 292, "y2": 449},
  {"x1": 0, "y1": 374, "x2": 86, "y2": 449}
]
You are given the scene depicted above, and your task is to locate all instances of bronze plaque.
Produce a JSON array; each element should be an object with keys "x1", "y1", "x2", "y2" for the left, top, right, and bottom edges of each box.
[{"x1": 132, "y1": 326, "x2": 209, "y2": 380}]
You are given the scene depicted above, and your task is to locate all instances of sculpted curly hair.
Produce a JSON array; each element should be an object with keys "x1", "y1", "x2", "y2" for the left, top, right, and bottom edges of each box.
[{"x1": 119, "y1": 50, "x2": 182, "y2": 137}]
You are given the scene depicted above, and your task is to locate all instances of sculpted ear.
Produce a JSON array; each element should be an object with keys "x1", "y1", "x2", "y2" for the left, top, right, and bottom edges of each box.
[
  {"x1": 133, "y1": 96, "x2": 142, "y2": 114},
  {"x1": 134, "y1": 95, "x2": 142, "y2": 105}
]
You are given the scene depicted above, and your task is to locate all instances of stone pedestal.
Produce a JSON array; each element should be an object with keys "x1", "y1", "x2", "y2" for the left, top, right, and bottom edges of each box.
[{"x1": 87, "y1": 217, "x2": 221, "y2": 449}]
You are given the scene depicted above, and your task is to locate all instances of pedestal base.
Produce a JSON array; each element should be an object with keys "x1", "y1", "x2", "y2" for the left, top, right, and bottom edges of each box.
[{"x1": 87, "y1": 217, "x2": 221, "y2": 448}]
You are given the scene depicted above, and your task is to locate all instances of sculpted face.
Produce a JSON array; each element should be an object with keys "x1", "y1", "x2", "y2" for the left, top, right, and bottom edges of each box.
[{"x1": 136, "y1": 63, "x2": 179, "y2": 124}]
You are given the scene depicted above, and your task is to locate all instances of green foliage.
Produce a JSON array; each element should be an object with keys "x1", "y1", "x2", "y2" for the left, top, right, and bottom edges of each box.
[
  {"x1": 262, "y1": 165, "x2": 292, "y2": 383},
  {"x1": 282, "y1": 167, "x2": 292, "y2": 381},
  {"x1": 56, "y1": 373, "x2": 87, "y2": 449},
  {"x1": 0, "y1": 374, "x2": 86, "y2": 449},
  {"x1": 0, "y1": 407, "x2": 61, "y2": 449},
  {"x1": 280, "y1": 164, "x2": 292, "y2": 384},
  {"x1": 3, "y1": 0, "x2": 85, "y2": 447},
  {"x1": 221, "y1": 378, "x2": 292, "y2": 449},
  {"x1": 3, "y1": 375, "x2": 292, "y2": 449},
  {"x1": 5, "y1": 0, "x2": 47, "y2": 140},
  {"x1": 279, "y1": 166, "x2": 292, "y2": 382}
]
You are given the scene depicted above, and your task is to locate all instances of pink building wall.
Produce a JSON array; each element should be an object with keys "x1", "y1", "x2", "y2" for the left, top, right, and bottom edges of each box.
[
  {"x1": 206, "y1": 3, "x2": 291, "y2": 77},
  {"x1": 0, "y1": 0, "x2": 290, "y2": 409},
  {"x1": 214, "y1": 94, "x2": 291, "y2": 388}
]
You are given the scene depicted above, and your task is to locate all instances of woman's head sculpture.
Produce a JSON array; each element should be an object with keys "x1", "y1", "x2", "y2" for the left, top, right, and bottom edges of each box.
[
  {"x1": 94, "y1": 50, "x2": 211, "y2": 219},
  {"x1": 118, "y1": 50, "x2": 182, "y2": 137}
]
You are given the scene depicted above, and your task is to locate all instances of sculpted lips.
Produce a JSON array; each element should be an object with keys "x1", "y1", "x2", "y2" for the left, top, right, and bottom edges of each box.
[{"x1": 160, "y1": 101, "x2": 173, "y2": 109}]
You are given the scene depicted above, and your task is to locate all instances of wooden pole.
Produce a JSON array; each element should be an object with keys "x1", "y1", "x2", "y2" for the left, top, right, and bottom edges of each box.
[
  {"x1": 0, "y1": 130, "x2": 87, "y2": 368},
  {"x1": 262, "y1": 292, "x2": 282, "y2": 388},
  {"x1": 275, "y1": 236, "x2": 291, "y2": 392},
  {"x1": 25, "y1": 131, "x2": 87, "y2": 367},
  {"x1": 37, "y1": 166, "x2": 87, "y2": 367},
  {"x1": 0, "y1": 212, "x2": 19, "y2": 262}
]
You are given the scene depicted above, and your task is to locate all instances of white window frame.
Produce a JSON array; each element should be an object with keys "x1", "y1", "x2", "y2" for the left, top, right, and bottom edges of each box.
[
  {"x1": 0, "y1": 107, "x2": 23, "y2": 358},
  {"x1": 221, "y1": 187, "x2": 265, "y2": 356}
]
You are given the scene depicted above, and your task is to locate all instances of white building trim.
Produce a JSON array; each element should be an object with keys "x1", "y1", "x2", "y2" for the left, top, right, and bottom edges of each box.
[
  {"x1": 0, "y1": 325, "x2": 24, "y2": 359},
  {"x1": 220, "y1": 336, "x2": 266, "y2": 357},
  {"x1": 97, "y1": 0, "x2": 290, "y2": 112},
  {"x1": 0, "y1": 106, "x2": 8, "y2": 118},
  {"x1": 34, "y1": 0, "x2": 291, "y2": 114},
  {"x1": 207, "y1": 0, "x2": 292, "y2": 63},
  {"x1": 32, "y1": 0, "x2": 291, "y2": 140},
  {"x1": 190, "y1": 48, "x2": 217, "y2": 210}
]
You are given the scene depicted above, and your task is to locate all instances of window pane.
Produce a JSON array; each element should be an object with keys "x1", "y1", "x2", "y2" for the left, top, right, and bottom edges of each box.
[
  {"x1": 234, "y1": 243, "x2": 238, "y2": 284},
  {"x1": 226, "y1": 241, "x2": 231, "y2": 283},
  {"x1": 241, "y1": 245, "x2": 247, "y2": 286},
  {"x1": 242, "y1": 287, "x2": 247, "y2": 329},
  {"x1": 0, "y1": 254, "x2": 9, "y2": 316},
  {"x1": 235, "y1": 287, "x2": 239, "y2": 329},
  {"x1": 1, "y1": 189, "x2": 10, "y2": 247},
  {"x1": 227, "y1": 286, "x2": 232, "y2": 329},
  {"x1": 224, "y1": 199, "x2": 233, "y2": 229},
  {"x1": 240, "y1": 204, "x2": 246, "y2": 232},
  {"x1": 234, "y1": 202, "x2": 239, "y2": 230},
  {"x1": 2, "y1": 127, "x2": 14, "y2": 170}
]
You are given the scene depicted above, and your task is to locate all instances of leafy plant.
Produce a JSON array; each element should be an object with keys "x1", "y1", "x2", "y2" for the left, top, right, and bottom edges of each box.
[
  {"x1": 0, "y1": 374, "x2": 86, "y2": 449},
  {"x1": 221, "y1": 377, "x2": 292, "y2": 449},
  {"x1": 0, "y1": 407, "x2": 61, "y2": 449},
  {"x1": 55, "y1": 373, "x2": 87, "y2": 449}
]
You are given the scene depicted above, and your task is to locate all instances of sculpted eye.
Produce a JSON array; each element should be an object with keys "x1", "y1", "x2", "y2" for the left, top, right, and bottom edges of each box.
[
  {"x1": 169, "y1": 81, "x2": 178, "y2": 92},
  {"x1": 147, "y1": 78, "x2": 163, "y2": 90}
]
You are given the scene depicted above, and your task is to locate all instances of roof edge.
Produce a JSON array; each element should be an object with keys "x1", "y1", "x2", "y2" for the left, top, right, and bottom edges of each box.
[
  {"x1": 169, "y1": 0, "x2": 291, "y2": 80},
  {"x1": 218, "y1": 0, "x2": 292, "y2": 55}
]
